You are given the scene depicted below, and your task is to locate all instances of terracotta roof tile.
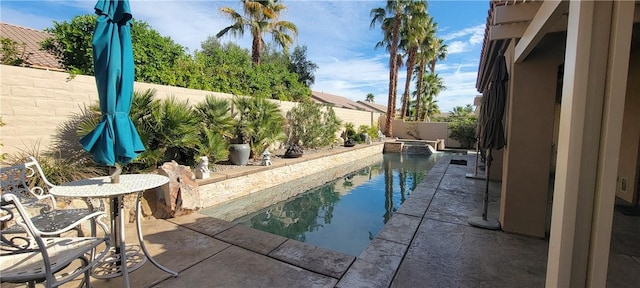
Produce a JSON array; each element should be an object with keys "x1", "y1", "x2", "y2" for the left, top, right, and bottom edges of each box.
[{"x1": 0, "y1": 22, "x2": 62, "y2": 70}]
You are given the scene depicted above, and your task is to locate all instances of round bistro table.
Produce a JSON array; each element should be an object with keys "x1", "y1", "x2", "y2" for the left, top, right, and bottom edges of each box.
[{"x1": 50, "y1": 174, "x2": 178, "y2": 288}]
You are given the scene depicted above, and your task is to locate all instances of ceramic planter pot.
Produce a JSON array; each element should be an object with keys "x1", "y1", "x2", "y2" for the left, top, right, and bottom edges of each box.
[{"x1": 229, "y1": 143, "x2": 250, "y2": 165}]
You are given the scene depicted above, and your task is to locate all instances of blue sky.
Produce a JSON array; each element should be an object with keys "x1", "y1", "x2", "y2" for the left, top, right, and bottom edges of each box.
[{"x1": 1, "y1": 0, "x2": 488, "y2": 112}]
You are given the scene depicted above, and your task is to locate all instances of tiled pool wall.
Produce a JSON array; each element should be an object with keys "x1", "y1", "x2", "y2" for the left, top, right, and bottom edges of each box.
[
  {"x1": 198, "y1": 144, "x2": 384, "y2": 210},
  {"x1": 203, "y1": 154, "x2": 384, "y2": 221}
]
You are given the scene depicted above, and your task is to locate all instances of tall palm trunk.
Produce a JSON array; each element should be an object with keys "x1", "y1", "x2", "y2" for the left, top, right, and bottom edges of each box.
[
  {"x1": 384, "y1": 11, "x2": 402, "y2": 137},
  {"x1": 251, "y1": 33, "x2": 262, "y2": 65},
  {"x1": 429, "y1": 60, "x2": 436, "y2": 74},
  {"x1": 415, "y1": 57, "x2": 426, "y2": 121},
  {"x1": 400, "y1": 46, "x2": 417, "y2": 120}
]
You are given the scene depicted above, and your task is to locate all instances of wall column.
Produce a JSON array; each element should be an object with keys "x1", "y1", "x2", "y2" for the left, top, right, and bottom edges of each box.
[
  {"x1": 499, "y1": 35, "x2": 561, "y2": 237},
  {"x1": 546, "y1": 1, "x2": 633, "y2": 287}
]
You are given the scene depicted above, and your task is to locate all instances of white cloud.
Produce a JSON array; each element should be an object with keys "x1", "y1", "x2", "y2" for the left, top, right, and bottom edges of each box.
[
  {"x1": 442, "y1": 24, "x2": 485, "y2": 42},
  {"x1": 446, "y1": 41, "x2": 468, "y2": 54},
  {"x1": 437, "y1": 67, "x2": 480, "y2": 112}
]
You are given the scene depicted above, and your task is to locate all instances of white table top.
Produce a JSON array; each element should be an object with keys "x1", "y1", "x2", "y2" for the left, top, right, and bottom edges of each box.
[{"x1": 50, "y1": 174, "x2": 169, "y2": 198}]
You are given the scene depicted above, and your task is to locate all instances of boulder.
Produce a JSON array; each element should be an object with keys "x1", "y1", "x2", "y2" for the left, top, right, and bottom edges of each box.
[{"x1": 154, "y1": 161, "x2": 202, "y2": 218}]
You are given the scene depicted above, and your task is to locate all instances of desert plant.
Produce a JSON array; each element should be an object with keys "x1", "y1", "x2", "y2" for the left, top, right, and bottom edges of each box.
[
  {"x1": 342, "y1": 122, "x2": 357, "y2": 141},
  {"x1": 358, "y1": 124, "x2": 379, "y2": 141},
  {"x1": 148, "y1": 96, "x2": 200, "y2": 165},
  {"x1": 77, "y1": 90, "x2": 202, "y2": 169},
  {"x1": 445, "y1": 105, "x2": 477, "y2": 148},
  {"x1": 193, "y1": 96, "x2": 234, "y2": 163},
  {"x1": 232, "y1": 95, "x2": 286, "y2": 159},
  {"x1": 286, "y1": 101, "x2": 341, "y2": 149}
]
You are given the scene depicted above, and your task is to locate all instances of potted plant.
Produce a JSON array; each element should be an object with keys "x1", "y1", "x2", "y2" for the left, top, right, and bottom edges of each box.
[
  {"x1": 230, "y1": 95, "x2": 285, "y2": 165},
  {"x1": 228, "y1": 109, "x2": 251, "y2": 166}
]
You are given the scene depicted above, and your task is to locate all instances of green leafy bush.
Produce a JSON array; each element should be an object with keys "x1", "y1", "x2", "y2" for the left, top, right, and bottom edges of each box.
[
  {"x1": 233, "y1": 95, "x2": 286, "y2": 159},
  {"x1": 1, "y1": 38, "x2": 30, "y2": 66},
  {"x1": 444, "y1": 105, "x2": 478, "y2": 149},
  {"x1": 286, "y1": 102, "x2": 342, "y2": 149}
]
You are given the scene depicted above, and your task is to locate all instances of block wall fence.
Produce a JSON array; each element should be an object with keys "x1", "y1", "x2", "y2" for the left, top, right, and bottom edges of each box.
[{"x1": 0, "y1": 65, "x2": 463, "y2": 157}]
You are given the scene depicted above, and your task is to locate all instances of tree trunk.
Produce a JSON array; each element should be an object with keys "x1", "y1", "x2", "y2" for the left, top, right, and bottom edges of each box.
[
  {"x1": 384, "y1": 12, "x2": 403, "y2": 137},
  {"x1": 252, "y1": 34, "x2": 262, "y2": 66},
  {"x1": 401, "y1": 47, "x2": 417, "y2": 120},
  {"x1": 415, "y1": 58, "x2": 426, "y2": 121}
]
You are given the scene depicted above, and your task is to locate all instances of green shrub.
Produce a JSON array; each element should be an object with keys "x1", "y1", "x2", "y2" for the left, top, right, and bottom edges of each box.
[
  {"x1": 286, "y1": 101, "x2": 341, "y2": 149},
  {"x1": 445, "y1": 105, "x2": 478, "y2": 149},
  {"x1": 233, "y1": 95, "x2": 286, "y2": 159},
  {"x1": 193, "y1": 96, "x2": 233, "y2": 163}
]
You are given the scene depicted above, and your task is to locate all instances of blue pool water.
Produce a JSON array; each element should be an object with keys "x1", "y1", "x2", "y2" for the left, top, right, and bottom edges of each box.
[{"x1": 228, "y1": 153, "x2": 444, "y2": 256}]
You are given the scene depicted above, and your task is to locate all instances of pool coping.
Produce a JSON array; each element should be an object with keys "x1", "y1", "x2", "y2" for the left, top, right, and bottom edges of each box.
[{"x1": 335, "y1": 154, "x2": 452, "y2": 287}]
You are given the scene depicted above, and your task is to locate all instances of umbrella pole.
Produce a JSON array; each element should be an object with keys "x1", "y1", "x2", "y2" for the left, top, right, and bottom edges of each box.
[
  {"x1": 482, "y1": 150, "x2": 491, "y2": 220},
  {"x1": 468, "y1": 148, "x2": 500, "y2": 230},
  {"x1": 466, "y1": 138, "x2": 485, "y2": 179}
]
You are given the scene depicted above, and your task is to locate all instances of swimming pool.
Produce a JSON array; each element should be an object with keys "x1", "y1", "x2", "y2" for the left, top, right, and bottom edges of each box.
[{"x1": 203, "y1": 152, "x2": 444, "y2": 256}]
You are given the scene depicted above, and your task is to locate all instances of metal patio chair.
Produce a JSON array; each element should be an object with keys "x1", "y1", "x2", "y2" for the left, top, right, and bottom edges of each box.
[
  {"x1": 0, "y1": 156, "x2": 111, "y2": 287},
  {"x1": 1, "y1": 192, "x2": 111, "y2": 288},
  {"x1": 0, "y1": 157, "x2": 105, "y2": 236}
]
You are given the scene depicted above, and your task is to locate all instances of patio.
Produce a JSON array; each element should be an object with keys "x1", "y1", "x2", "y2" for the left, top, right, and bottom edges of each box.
[{"x1": 48, "y1": 154, "x2": 638, "y2": 287}]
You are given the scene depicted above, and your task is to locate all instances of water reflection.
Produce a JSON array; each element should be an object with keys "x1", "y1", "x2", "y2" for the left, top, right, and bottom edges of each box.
[{"x1": 233, "y1": 153, "x2": 442, "y2": 256}]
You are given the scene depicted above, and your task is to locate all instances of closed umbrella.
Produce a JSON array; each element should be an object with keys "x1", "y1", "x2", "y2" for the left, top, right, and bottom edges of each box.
[
  {"x1": 80, "y1": 0, "x2": 144, "y2": 183},
  {"x1": 468, "y1": 52, "x2": 508, "y2": 230}
]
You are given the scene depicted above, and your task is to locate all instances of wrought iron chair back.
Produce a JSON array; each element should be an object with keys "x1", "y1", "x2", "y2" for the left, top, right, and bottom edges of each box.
[
  {"x1": 1, "y1": 156, "x2": 112, "y2": 287},
  {"x1": 0, "y1": 157, "x2": 103, "y2": 235},
  {"x1": 1, "y1": 193, "x2": 111, "y2": 287}
]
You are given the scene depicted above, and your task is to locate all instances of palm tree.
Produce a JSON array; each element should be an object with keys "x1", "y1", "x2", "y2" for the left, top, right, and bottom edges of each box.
[
  {"x1": 428, "y1": 37, "x2": 447, "y2": 74},
  {"x1": 413, "y1": 19, "x2": 437, "y2": 121},
  {"x1": 371, "y1": 0, "x2": 408, "y2": 136},
  {"x1": 399, "y1": 1, "x2": 429, "y2": 120},
  {"x1": 419, "y1": 73, "x2": 445, "y2": 121},
  {"x1": 365, "y1": 93, "x2": 375, "y2": 103},
  {"x1": 217, "y1": 0, "x2": 298, "y2": 66}
]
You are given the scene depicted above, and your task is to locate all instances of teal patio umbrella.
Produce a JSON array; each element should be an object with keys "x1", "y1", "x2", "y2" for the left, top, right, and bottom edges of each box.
[{"x1": 80, "y1": 0, "x2": 144, "y2": 180}]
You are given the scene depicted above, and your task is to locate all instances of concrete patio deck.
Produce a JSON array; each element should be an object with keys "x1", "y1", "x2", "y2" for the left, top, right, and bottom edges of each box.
[{"x1": 62, "y1": 154, "x2": 639, "y2": 287}]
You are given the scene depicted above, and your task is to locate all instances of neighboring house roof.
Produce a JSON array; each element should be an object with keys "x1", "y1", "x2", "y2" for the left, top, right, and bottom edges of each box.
[
  {"x1": 356, "y1": 100, "x2": 387, "y2": 114},
  {"x1": 0, "y1": 22, "x2": 62, "y2": 71},
  {"x1": 311, "y1": 90, "x2": 387, "y2": 114}
]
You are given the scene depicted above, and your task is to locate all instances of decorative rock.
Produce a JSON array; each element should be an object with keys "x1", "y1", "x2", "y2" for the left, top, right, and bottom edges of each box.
[
  {"x1": 364, "y1": 134, "x2": 372, "y2": 145},
  {"x1": 156, "y1": 161, "x2": 202, "y2": 218}
]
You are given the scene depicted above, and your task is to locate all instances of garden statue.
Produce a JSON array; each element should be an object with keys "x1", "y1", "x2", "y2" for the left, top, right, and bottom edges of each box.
[
  {"x1": 262, "y1": 149, "x2": 272, "y2": 166},
  {"x1": 195, "y1": 156, "x2": 210, "y2": 179},
  {"x1": 377, "y1": 130, "x2": 385, "y2": 142}
]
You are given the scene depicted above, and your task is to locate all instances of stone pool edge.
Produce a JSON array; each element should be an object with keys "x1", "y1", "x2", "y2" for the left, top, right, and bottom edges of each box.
[{"x1": 335, "y1": 154, "x2": 452, "y2": 288}]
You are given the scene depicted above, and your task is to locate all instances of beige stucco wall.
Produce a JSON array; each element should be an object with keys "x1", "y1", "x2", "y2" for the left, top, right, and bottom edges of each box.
[
  {"x1": 616, "y1": 50, "x2": 640, "y2": 203},
  {"x1": 0, "y1": 65, "x2": 380, "y2": 157},
  {"x1": 499, "y1": 33, "x2": 564, "y2": 238},
  {"x1": 381, "y1": 118, "x2": 463, "y2": 148}
]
